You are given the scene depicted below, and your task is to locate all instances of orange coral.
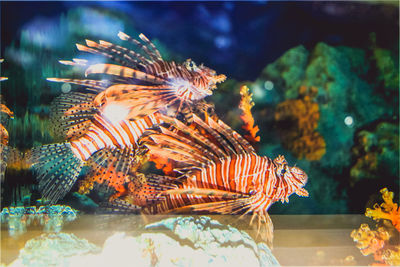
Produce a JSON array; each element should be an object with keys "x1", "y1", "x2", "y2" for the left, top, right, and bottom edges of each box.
[
  {"x1": 351, "y1": 188, "x2": 400, "y2": 266},
  {"x1": 366, "y1": 188, "x2": 400, "y2": 232},
  {"x1": 239, "y1": 85, "x2": 260, "y2": 144},
  {"x1": 274, "y1": 85, "x2": 325, "y2": 161}
]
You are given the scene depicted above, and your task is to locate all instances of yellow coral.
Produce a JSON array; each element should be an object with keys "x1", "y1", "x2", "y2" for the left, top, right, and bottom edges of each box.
[
  {"x1": 351, "y1": 188, "x2": 400, "y2": 266},
  {"x1": 274, "y1": 85, "x2": 325, "y2": 161},
  {"x1": 239, "y1": 85, "x2": 260, "y2": 144},
  {"x1": 366, "y1": 188, "x2": 400, "y2": 232}
]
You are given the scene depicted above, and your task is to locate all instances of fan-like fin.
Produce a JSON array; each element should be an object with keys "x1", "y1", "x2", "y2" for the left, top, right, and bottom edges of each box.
[
  {"x1": 85, "y1": 63, "x2": 165, "y2": 84},
  {"x1": 192, "y1": 114, "x2": 237, "y2": 155},
  {"x1": 99, "y1": 40, "x2": 151, "y2": 67},
  {"x1": 162, "y1": 187, "x2": 249, "y2": 199},
  {"x1": 80, "y1": 148, "x2": 136, "y2": 199},
  {"x1": 50, "y1": 91, "x2": 97, "y2": 139},
  {"x1": 155, "y1": 114, "x2": 227, "y2": 158},
  {"x1": 118, "y1": 32, "x2": 161, "y2": 61},
  {"x1": 47, "y1": 78, "x2": 108, "y2": 92},
  {"x1": 97, "y1": 199, "x2": 141, "y2": 214},
  {"x1": 31, "y1": 142, "x2": 84, "y2": 204}
]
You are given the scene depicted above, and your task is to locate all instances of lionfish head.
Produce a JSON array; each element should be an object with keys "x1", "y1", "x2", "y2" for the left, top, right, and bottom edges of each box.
[
  {"x1": 182, "y1": 59, "x2": 226, "y2": 99},
  {"x1": 273, "y1": 155, "x2": 309, "y2": 197}
]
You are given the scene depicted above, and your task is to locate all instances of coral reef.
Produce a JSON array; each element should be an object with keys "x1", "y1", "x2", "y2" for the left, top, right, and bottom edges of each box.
[
  {"x1": 259, "y1": 42, "x2": 392, "y2": 168},
  {"x1": 0, "y1": 205, "x2": 78, "y2": 237},
  {"x1": 274, "y1": 85, "x2": 326, "y2": 161},
  {"x1": 351, "y1": 188, "x2": 400, "y2": 266},
  {"x1": 350, "y1": 121, "x2": 399, "y2": 186}
]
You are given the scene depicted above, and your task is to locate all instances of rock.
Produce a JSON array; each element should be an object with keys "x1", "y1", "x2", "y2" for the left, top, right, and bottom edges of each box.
[
  {"x1": 10, "y1": 233, "x2": 100, "y2": 267},
  {"x1": 10, "y1": 216, "x2": 279, "y2": 267}
]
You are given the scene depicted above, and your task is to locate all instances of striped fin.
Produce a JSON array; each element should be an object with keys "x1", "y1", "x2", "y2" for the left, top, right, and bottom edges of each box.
[
  {"x1": 83, "y1": 40, "x2": 138, "y2": 68},
  {"x1": 59, "y1": 58, "x2": 88, "y2": 66},
  {"x1": 31, "y1": 142, "x2": 84, "y2": 204},
  {"x1": 118, "y1": 32, "x2": 162, "y2": 61},
  {"x1": 162, "y1": 187, "x2": 249, "y2": 199},
  {"x1": 76, "y1": 43, "x2": 132, "y2": 68},
  {"x1": 148, "y1": 134, "x2": 211, "y2": 164},
  {"x1": 179, "y1": 198, "x2": 252, "y2": 214},
  {"x1": 127, "y1": 173, "x2": 177, "y2": 206},
  {"x1": 206, "y1": 116, "x2": 246, "y2": 155},
  {"x1": 93, "y1": 84, "x2": 173, "y2": 106},
  {"x1": 193, "y1": 114, "x2": 237, "y2": 155},
  {"x1": 218, "y1": 119, "x2": 256, "y2": 154},
  {"x1": 144, "y1": 144, "x2": 200, "y2": 166},
  {"x1": 85, "y1": 63, "x2": 165, "y2": 84},
  {"x1": 47, "y1": 78, "x2": 108, "y2": 92},
  {"x1": 99, "y1": 40, "x2": 150, "y2": 67},
  {"x1": 138, "y1": 33, "x2": 163, "y2": 60},
  {"x1": 97, "y1": 199, "x2": 141, "y2": 214},
  {"x1": 155, "y1": 114, "x2": 227, "y2": 158},
  {"x1": 50, "y1": 91, "x2": 97, "y2": 139}
]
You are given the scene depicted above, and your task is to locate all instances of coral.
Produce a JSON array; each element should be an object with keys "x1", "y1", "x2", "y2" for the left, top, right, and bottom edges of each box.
[
  {"x1": 0, "y1": 205, "x2": 78, "y2": 237},
  {"x1": 366, "y1": 188, "x2": 400, "y2": 232},
  {"x1": 239, "y1": 85, "x2": 260, "y2": 144},
  {"x1": 261, "y1": 43, "x2": 391, "y2": 168},
  {"x1": 274, "y1": 85, "x2": 326, "y2": 161},
  {"x1": 351, "y1": 188, "x2": 400, "y2": 266},
  {"x1": 350, "y1": 122, "x2": 399, "y2": 186}
]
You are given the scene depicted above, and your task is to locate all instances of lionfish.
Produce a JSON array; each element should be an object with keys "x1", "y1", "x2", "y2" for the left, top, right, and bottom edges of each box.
[
  {"x1": 31, "y1": 32, "x2": 226, "y2": 203},
  {"x1": 139, "y1": 113, "x2": 309, "y2": 243}
]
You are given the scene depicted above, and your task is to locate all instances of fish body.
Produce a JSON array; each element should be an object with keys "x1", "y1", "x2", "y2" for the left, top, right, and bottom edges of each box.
[
  {"x1": 32, "y1": 32, "x2": 225, "y2": 203},
  {"x1": 141, "y1": 114, "x2": 309, "y2": 243}
]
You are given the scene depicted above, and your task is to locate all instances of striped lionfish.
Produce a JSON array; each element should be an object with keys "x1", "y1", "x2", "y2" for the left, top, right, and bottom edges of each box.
[
  {"x1": 31, "y1": 32, "x2": 226, "y2": 203},
  {"x1": 136, "y1": 113, "x2": 309, "y2": 243}
]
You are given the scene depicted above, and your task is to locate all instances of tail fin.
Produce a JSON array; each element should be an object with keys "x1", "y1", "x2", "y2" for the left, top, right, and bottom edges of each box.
[{"x1": 31, "y1": 142, "x2": 84, "y2": 203}]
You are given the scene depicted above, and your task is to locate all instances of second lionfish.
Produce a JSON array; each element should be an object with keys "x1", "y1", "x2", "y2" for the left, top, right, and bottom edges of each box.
[
  {"x1": 31, "y1": 32, "x2": 226, "y2": 203},
  {"x1": 129, "y1": 113, "x2": 309, "y2": 243}
]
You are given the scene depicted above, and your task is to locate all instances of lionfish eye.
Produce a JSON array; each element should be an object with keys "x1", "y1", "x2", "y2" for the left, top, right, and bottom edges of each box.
[
  {"x1": 249, "y1": 189, "x2": 257, "y2": 195},
  {"x1": 185, "y1": 60, "x2": 197, "y2": 71},
  {"x1": 280, "y1": 168, "x2": 286, "y2": 175}
]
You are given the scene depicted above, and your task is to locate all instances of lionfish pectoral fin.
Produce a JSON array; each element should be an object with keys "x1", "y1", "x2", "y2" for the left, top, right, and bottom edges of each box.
[
  {"x1": 31, "y1": 142, "x2": 84, "y2": 204},
  {"x1": 250, "y1": 211, "x2": 274, "y2": 247},
  {"x1": 164, "y1": 187, "x2": 248, "y2": 199},
  {"x1": 81, "y1": 148, "x2": 136, "y2": 195},
  {"x1": 98, "y1": 198, "x2": 141, "y2": 214},
  {"x1": 50, "y1": 91, "x2": 97, "y2": 139},
  {"x1": 295, "y1": 187, "x2": 309, "y2": 197}
]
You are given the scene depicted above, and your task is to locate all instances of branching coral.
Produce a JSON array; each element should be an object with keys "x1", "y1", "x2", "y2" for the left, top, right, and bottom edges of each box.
[
  {"x1": 274, "y1": 85, "x2": 326, "y2": 160},
  {"x1": 239, "y1": 85, "x2": 260, "y2": 144},
  {"x1": 351, "y1": 188, "x2": 400, "y2": 266},
  {"x1": 366, "y1": 188, "x2": 400, "y2": 232}
]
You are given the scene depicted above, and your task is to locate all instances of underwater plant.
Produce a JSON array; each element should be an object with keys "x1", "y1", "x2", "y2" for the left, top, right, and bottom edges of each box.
[
  {"x1": 351, "y1": 188, "x2": 400, "y2": 266},
  {"x1": 31, "y1": 32, "x2": 226, "y2": 203}
]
